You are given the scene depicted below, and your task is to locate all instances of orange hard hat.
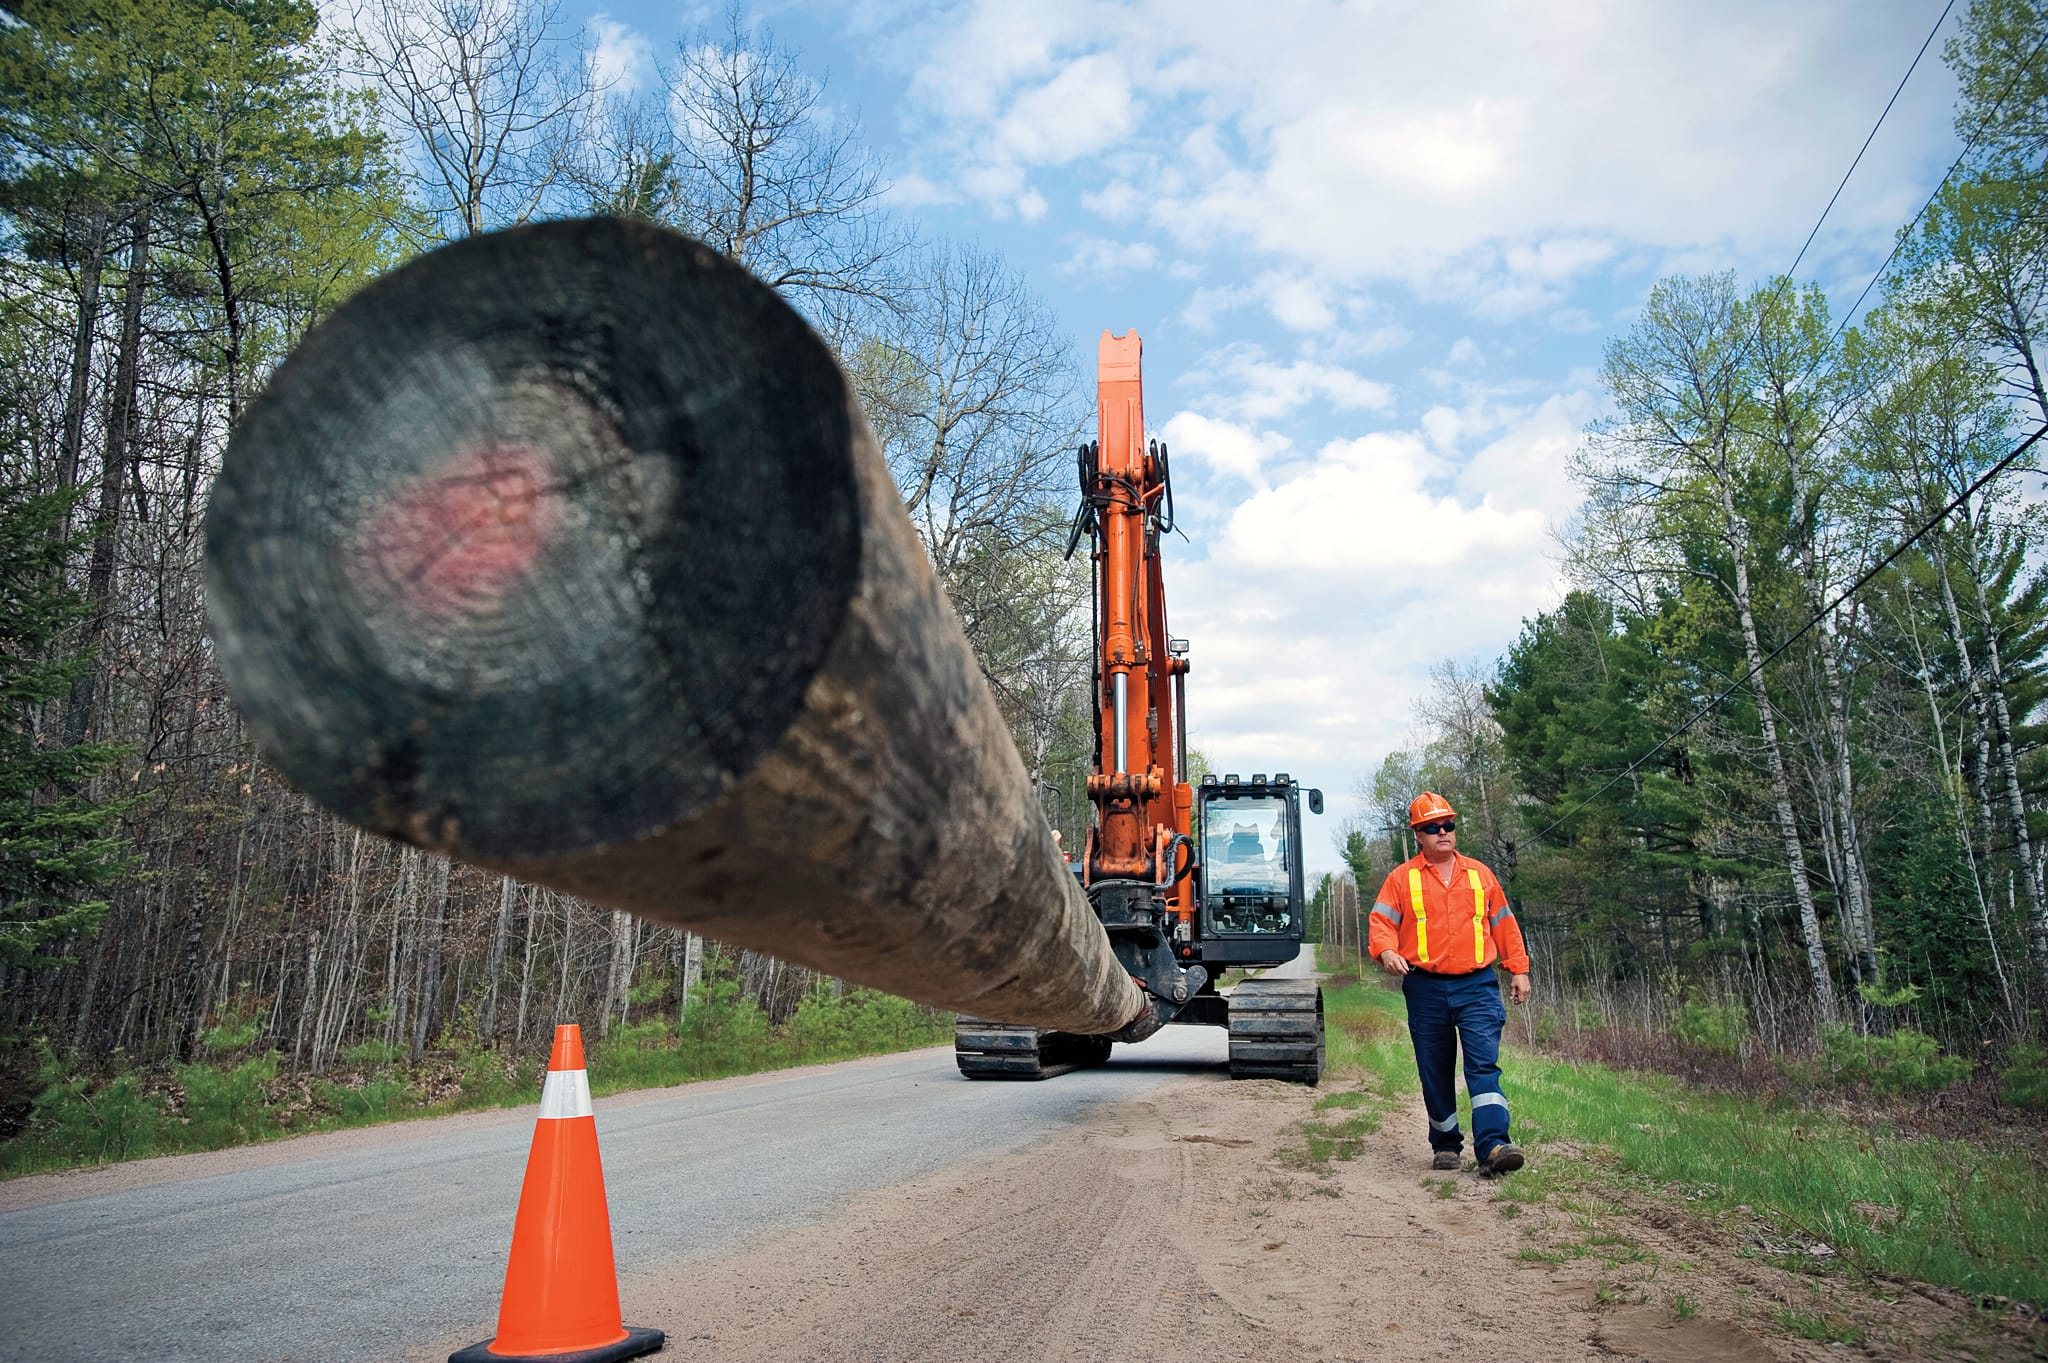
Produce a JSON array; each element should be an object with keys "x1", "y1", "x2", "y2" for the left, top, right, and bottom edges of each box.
[{"x1": 1408, "y1": 792, "x2": 1456, "y2": 827}]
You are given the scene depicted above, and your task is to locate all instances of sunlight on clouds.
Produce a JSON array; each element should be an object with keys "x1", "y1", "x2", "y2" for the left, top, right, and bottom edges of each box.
[
  {"x1": 1160, "y1": 412, "x2": 1290, "y2": 489},
  {"x1": 1168, "y1": 416, "x2": 1573, "y2": 830},
  {"x1": 1214, "y1": 431, "x2": 1548, "y2": 588}
]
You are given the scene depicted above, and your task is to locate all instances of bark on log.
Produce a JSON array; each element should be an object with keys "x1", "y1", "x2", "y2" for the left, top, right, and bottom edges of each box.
[{"x1": 205, "y1": 217, "x2": 1140, "y2": 1034}]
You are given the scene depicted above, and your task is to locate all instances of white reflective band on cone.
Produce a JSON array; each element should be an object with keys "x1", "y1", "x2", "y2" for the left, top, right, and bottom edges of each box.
[{"x1": 537, "y1": 1068, "x2": 594, "y2": 1120}]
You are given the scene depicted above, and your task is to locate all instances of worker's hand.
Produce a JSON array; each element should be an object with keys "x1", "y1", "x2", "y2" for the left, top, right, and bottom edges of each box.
[
  {"x1": 1378, "y1": 949, "x2": 1409, "y2": 976},
  {"x1": 1508, "y1": 973, "x2": 1532, "y2": 1005}
]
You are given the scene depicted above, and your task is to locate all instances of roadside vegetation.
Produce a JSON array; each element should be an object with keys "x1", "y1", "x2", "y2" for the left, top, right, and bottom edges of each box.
[
  {"x1": 1309, "y1": 975, "x2": 2047, "y2": 1313},
  {"x1": 0, "y1": 971, "x2": 948, "y2": 1178}
]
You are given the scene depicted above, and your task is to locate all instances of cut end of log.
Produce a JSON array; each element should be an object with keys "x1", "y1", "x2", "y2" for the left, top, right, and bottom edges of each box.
[
  {"x1": 206, "y1": 218, "x2": 861, "y2": 862},
  {"x1": 352, "y1": 442, "x2": 561, "y2": 623}
]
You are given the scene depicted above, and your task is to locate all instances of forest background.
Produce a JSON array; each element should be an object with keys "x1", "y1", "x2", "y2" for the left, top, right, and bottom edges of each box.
[{"x1": 2, "y1": 0, "x2": 2046, "y2": 1168}]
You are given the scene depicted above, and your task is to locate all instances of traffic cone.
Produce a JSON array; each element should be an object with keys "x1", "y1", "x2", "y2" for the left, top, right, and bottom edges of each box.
[{"x1": 450, "y1": 1025, "x2": 664, "y2": 1363}]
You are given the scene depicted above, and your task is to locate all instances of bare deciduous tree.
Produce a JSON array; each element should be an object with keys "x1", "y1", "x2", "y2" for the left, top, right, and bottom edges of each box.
[
  {"x1": 662, "y1": 7, "x2": 896, "y2": 311},
  {"x1": 852, "y1": 242, "x2": 1085, "y2": 578},
  {"x1": 566, "y1": 91, "x2": 680, "y2": 222},
  {"x1": 333, "y1": 0, "x2": 597, "y2": 238}
]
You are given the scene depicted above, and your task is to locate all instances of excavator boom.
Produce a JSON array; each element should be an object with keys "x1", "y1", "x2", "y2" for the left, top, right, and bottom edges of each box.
[{"x1": 957, "y1": 331, "x2": 1325, "y2": 1083}]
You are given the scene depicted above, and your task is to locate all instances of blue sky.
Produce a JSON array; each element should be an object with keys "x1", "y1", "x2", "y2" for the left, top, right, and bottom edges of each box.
[{"x1": 574, "y1": 0, "x2": 1967, "y2": 876}]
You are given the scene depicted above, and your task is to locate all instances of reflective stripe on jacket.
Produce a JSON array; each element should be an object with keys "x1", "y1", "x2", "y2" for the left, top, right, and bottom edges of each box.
[{"x1": 1368, "y1": 853, "x2": 1529, "y2": 975}]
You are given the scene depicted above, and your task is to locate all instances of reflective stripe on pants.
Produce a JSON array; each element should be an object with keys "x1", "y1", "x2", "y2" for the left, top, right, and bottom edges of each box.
[{"x1": 1401, "y1": 967, "x2": 1511, "y2": 1158}]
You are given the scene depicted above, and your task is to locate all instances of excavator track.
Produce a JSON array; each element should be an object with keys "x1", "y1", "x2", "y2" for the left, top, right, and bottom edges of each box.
[
  {"x1": 954, "y1": 1018, "x2": 1113, "y2": 1080},
  {"x1": 1227, "y1": 978, "x2": 1324, "y2": 1085}
]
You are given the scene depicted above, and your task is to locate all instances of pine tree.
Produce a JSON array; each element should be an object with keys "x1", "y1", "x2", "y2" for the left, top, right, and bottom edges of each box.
[{"x1": 0, "y1": 483, "x2": 132, "y2": 968}]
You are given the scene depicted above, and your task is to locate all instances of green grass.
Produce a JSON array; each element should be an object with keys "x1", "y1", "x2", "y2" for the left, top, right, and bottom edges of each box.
[
  {"x1": 1320, "y1": 978, "x2": 2048, "y2": 1309},
  {"x1": 1773, "y1": 1309, "x2": 1864, "y2": 1345}
]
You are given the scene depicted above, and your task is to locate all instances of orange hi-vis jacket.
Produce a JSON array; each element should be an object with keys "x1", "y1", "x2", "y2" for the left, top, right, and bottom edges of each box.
[{"x1": 1369, "y1": 853, "x2": 1530, "y2": 976}]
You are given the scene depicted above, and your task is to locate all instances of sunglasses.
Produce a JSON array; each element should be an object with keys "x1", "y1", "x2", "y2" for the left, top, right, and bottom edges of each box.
[{"x1": 1415, "y1": 821, "x2": 1456, "y2": 835}]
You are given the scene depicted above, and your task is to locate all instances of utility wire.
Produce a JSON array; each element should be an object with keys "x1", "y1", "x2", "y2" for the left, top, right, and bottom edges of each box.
[
  {"x1": 1526, "y1": 22, "x2": 2048, "y2": 845},
  {"x1": 1785, "y1": 0, "x2": 1956, "y2": 281},
  {"x1": 1529, "y1": 422, "x2": 2048, "y2": 845},
  {"x1": 1810, "y1": 24, "x2": 2048, "y2": 361}
]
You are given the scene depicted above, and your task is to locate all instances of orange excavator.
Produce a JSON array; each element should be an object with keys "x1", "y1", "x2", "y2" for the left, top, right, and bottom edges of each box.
[{"x1": 954, "y1": 332, "x2": 1327, "y2": 1082}]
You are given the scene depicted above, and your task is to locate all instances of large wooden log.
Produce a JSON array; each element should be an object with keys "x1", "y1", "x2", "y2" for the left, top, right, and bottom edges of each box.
[{"x1": 205, "y1": 217, "x2": 1141, "y2": 1035}]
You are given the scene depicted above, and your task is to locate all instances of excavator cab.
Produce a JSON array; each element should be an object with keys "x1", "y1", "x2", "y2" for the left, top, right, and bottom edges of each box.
[{"x1": 1193, "y1": 774, "x2": 1322, "y2": 964}]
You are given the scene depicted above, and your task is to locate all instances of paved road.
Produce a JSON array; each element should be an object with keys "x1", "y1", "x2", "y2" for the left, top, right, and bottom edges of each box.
[{"x1": 0, "y1": 956, "x2": 1312, "y2": 1363}]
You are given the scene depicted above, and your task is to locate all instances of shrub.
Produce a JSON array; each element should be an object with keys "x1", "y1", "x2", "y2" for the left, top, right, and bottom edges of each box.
[
  {"x1": 2, "y1": 1050, "x2": 173, "y2": 1173},
  {"x1": 1820, "y1": 1024, "x2": 1971, "y2": 1096},
  {"x1": 314, "y1": 1075, "x2": 411, "y2": 1124},
  {"x1": 447, "y1": 1033, "x2": 529, "y2": 1110},
  {"x1": 1673, "y1": 992, "x2": 1746, "y2": 1057},
  {"x1": 199, "y1": 1002, "x2": 264, "y2": 1056},
  {"x1": 179, "y1": 1053, "x2": 281, "y2": 1147},
  {"x1": 680, "y1": 977, "x2": 771, "y2": 1073},
  {"x1": 344, "y1": 1036, "x2": 404, "y2": 1067},
  {"x1": 2001, "y1": 1043, "x2": 2048, "y2": 1113}
]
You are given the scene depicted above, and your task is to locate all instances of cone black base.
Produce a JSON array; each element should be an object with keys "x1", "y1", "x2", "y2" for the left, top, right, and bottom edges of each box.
[{"x1": 449, "y1": 1324, "x2": 664, "y2": 1363}]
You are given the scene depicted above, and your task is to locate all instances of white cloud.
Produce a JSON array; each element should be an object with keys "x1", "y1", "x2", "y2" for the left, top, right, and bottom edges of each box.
[
  {"x1": 1160, "y1": 411, "x2": 1290, "y2": 488},
  {"x1": 589, "y1": 17, "x2": 653, "y2": 93},
  {"x1": 1181, "y1": 283, "x2": 1253, "y2": 333},
  {"x1": 1259, "y1": 272, "x2": 1336, "y2": 333},
  {"x1": 1059, "y1": 235, "x2": 1160, "y2": 277},
  {"x1": 877, "y1": 1, "x2": 1959, "y2": 303},
  {"x1": 998, "y1": 52, "x2": 1136, "y2": 165},
  {"x1": 1464, "y1": 391, "x2": 1600, "y2": 525},
  {"x1": 1186, "y1": 343, "x2": 1394, "y2": 423},
  {"x1": 1167, "y1": 416, "x2": 1572, "y2": 829},
  {"x1": 1220, "y1": 432, "x2": 1541, "y2": 582},
  {"x1": 1082, "y1": 179, "x2": 1144, "y2": 221}
]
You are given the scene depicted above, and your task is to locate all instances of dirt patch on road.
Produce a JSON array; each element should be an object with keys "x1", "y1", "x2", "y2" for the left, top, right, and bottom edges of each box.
[{"x1": 522, "y1": 1071, "x2": 2042, "y2": 1363}]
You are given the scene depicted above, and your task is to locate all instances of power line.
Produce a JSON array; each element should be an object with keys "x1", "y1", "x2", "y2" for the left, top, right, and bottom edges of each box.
[
  {"x1": 1524, "y1": 20, "x2": 2048, "y2": 842},
  {"x1": 1515, "y1": 16, "x2": 2048, "y2": 851},
  {"x1": 1529, "y1": 422, "x2": 2048, "y2": 845},
  {"x1": 1785, "y1": 0, "x2": 1956, "y2": 281},
  {"x1": 1811, "y1": 24, "x2": 2048, "y2": 360}
]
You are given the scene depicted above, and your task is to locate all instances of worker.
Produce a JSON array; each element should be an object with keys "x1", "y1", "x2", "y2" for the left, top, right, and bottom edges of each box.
[{"x1": 1369, "y1": 792, "x2": 1531, "y2": 1175}]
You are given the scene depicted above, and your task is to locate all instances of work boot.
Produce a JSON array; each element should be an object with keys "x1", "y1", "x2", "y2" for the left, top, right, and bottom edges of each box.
[
  {"x1": 1481, "y1": 1142, "x2": 1525, "y2": 1175},
  {"x1": 1430, "y1": 1151, "x2": 1461, "y2": 1171}
]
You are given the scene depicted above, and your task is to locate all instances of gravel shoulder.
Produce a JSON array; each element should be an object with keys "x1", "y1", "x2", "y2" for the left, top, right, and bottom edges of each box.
[{"x1": 512, "y1": 1068, "x2": 2044, "y2": 1363}]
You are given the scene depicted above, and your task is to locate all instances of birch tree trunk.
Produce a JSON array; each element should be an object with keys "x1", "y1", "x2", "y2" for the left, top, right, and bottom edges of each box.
[
  {"x1": 66, "y1": 205, "x2": 150, "y2": 747},
  {"x1": 410, "y1": 856, "x2": 450, "y2": 1058},
  {"x1": 1718, "y1": 472, "x2": 1837, "y2": 1024},
  {"x1": 482, "y1": 876, "x2": 516, "y2": 1041},
  {"x1": 56, "y1": 203, "x2": 107, "y2": 537}
]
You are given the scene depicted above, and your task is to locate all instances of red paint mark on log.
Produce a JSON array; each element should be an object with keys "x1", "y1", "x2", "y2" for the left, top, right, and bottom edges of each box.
[{"x1": 355, "y1": 446, "x2": 558, "y2": 619}]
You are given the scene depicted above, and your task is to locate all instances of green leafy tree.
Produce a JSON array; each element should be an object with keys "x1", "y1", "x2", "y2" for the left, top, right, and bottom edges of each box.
[
  {"x1": 0, "y1": 484, "x2": 133, "y2": 968},
  {"x1": 1946, "y1": 0, "x2": 2048, "y2": 170}
]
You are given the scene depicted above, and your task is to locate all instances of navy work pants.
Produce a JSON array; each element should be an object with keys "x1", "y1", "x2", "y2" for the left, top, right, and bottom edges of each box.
[{"x1": 1401, "y1": 967, "x2": 1511, "y2": 1159}]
